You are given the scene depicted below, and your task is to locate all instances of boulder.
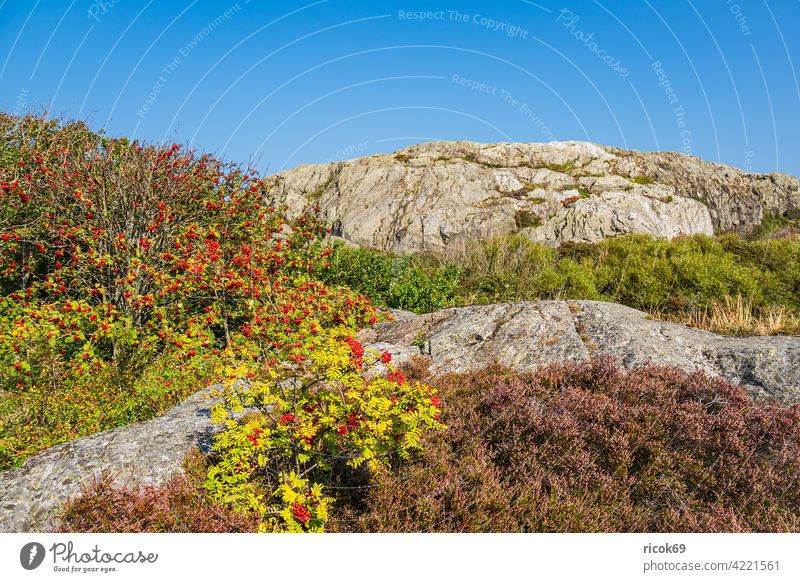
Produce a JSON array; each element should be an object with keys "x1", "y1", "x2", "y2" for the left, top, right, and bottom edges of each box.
[{"x1": 359, "y1": 300, "x2": 800, "y2": 401}]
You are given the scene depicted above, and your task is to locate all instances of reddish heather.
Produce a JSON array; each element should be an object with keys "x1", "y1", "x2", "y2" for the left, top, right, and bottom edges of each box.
[
  {"x1": 331, "y1": 358, "x2": 800, "y2": 532},
  {"x1": 57, "y1": 453, "x2": 259, "y2": 533}
]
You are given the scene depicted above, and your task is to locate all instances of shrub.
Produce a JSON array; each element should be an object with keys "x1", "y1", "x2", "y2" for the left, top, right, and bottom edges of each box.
[
  {"x1": 57, "y1": 452, "x2": 259, "y2": 533},
  {"x1": 388, "y1": 264, "x2": 459, "y2": 312},
  {"x1": 205, "y1": 332, "x2": 444, "y2": 532},
  {"x1": 322, "y1": 245, "x2": 394, "y2": 305},
  {"x1": 514, "y1": 209, "x2": 541, "y2": 229},
  {"x1": 322, "y1": 232, "x2": 800, "y2": 334},
  {"x1": 0, "y1": 114, "x2": 377, "y2": 469},
  {"x1": 331, "y1": 359, "x2": 800, "y2": 532},
  {"x1": 322, "y1": 243, "x2": 459, "y2": 313}
]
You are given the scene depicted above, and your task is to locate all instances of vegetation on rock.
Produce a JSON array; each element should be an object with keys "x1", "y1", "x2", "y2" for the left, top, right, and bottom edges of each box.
[
  {"x1": 321, "y1": 232, "x2": 800, "y2": 334},
  {"x1": 0, "y1": 114, "x2": 443, "y2": 531},
  {"x1": 4, "y1": 113, "x2": 799, "y2": 533}
]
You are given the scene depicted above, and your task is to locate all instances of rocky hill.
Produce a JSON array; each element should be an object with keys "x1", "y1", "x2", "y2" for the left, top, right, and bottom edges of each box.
[
  {"x1": 266, "y1": 141, "x2": 800, "y2": 251},
  {"x1": 3, "y1": 116, "x2": 799, "y2": 534}
]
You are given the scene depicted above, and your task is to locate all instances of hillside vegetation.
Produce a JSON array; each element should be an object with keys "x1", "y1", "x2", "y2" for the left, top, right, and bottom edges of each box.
[
  {"x1": 321, "y1": 232, "x2": 800, "y2": 335},
  {"x1": 0, "y1": 113, "x2": 443, "y2": 532}
]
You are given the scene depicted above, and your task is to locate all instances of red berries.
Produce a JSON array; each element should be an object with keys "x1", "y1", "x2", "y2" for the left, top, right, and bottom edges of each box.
[
  {"x1": 292, "y1": 502, "x2": 311, "y2": 524},
  {"x1": 345, "y1": 337, "x2": 365, "y2": 369},
  {"x1": 246, "y1": 427, "x2": 264, "y2": 447},
  {"x1": 387, "y1": 370, "x2": 407, "y2": 385}
]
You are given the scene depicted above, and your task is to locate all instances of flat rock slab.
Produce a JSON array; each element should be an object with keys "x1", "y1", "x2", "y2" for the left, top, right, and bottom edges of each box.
[
  {"x1": 359, "y1": 300, "x2": 800, "y2": 401},
  {"x1": 0, "y1": 387, "x2": 221, "y2": 533}
]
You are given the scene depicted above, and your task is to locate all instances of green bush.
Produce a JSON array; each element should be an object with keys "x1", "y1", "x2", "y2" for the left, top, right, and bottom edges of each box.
[
  {"x1": 323, "y1": 245, "x2": 395, "y2": 304},
  {"x1": 322, "y1": 243, "x2": 460, "y2": 313},
  {"x1": 587, "y1": 235, "x2": 767, "y2": 311},
  {"x1": 321, "y1": 232, "x2": 800, "y2": 320},
  {"x1": 389, "y1": 264, "x2": 460, "y2": 312}
]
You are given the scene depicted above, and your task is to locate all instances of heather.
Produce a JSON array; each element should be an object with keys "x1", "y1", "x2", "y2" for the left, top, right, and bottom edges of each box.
[
  {"x1": 58, "y1": 452, "x2": 260, "y2": 533},
  {"x1": 321, "y1": 233, "x2": 800, "y2": 334},
  {"x1": 331, "y1": 358, "x2": 800, "y2": 532}
]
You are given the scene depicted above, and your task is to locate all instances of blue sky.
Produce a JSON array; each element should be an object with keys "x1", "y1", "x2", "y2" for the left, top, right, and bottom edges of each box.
[{"x1": 1, "y1": 0, "x2": 798, "y2": 175}]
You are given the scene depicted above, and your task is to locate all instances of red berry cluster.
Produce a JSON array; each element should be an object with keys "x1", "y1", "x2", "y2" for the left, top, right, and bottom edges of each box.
[
  {"x1": 345, "y1": 337, "x2": 365, "y2": 369},
  {"x1": 246, "y1": 427, "x2": 264, "y2": 447},
  {"x1": 387, "y1": 370, "x2": 407, "y2": 385},
  {"x1": 292, "y1": 502, "x2": 312, "y2": 524},
  {"x1": 337, "y1": 410, "x2": 362, "y2": 436}
]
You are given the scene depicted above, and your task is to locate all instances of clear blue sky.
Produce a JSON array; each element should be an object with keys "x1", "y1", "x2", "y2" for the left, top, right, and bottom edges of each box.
[{"x1": 1, "y1": 0, "x2": 798, "y2": 175}]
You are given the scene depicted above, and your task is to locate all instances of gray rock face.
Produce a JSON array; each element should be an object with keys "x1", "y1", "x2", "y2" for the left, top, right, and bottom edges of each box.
[
  {"x1": 524, "y1": 191, "x2": 713, "y2": 245},
  {"x1": 266, "y1": 141, "x2": 799, "y2": 251},
  {"x1": 0, "y1": 387, "x2": 221, "y2": 533},
  {"x1": 359, "y1": 300, "x2": 800, "y2": 401}
]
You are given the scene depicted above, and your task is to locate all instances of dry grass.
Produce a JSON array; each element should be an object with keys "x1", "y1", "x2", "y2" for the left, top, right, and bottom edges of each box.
[{"x1": 654, "y1": 295, "x2": 800, "y2": 336}]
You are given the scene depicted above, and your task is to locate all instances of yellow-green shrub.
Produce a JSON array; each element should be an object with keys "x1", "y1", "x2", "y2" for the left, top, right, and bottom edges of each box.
[{"x1": 205, "y1": 328, "x2": 444, "y2": 532}]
